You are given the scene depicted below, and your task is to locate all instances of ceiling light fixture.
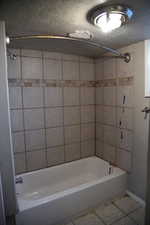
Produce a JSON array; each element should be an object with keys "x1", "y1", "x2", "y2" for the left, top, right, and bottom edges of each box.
[{"x1": 91, "y1": 5, "x2": 133, "y2": 33}]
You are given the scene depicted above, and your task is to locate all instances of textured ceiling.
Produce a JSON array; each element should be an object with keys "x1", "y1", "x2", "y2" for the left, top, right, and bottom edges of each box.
[{"x1": 0, "y1": 0, "x2": 150, "y2": 57}]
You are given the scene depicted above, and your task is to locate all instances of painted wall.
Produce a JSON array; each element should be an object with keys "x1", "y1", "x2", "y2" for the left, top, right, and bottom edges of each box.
[
  {"x1": 0, "y1": 22, "x2": 17, "y2": 216},
  {"x1": 8, "y1": 49, "x2": 96, "y2": 174},
  {"x1": 95, "y1": 41, "x2": 149, "y2": 200}
]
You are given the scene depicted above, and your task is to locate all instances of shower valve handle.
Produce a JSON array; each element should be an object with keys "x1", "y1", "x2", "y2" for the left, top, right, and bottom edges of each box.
[{"x1": 142, "y1": 107, "x2": 150, "y2": 119}]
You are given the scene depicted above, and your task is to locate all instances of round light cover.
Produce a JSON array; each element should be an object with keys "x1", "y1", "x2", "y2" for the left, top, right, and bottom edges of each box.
[{"x1": 91, "y1": 5, "x2": 133, "y2": 33}]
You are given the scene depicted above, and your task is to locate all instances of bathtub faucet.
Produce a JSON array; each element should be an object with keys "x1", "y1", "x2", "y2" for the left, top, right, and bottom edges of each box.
[
  {"x1": 108, "y1": 162, "x2": 113, "y2": 175},
  {"x1": 15, "y1": 176, "x2": 23, "y2": 184}
]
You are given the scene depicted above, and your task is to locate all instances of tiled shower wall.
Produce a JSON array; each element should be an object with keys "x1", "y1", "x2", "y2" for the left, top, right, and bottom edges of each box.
[
  {"x1": 8, "y1": 49, "x2": 95, "y2": 174},
  {"x1": 95, "y1": 45, "x2": 134, "y2": 172}
]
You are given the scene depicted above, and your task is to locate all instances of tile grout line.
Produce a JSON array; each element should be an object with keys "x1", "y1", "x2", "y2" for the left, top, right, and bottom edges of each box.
[
  {"x1": 112, "y1": 199, "x2": 142, "y2": 218},
  {"x1": 61, "y1": 53, "x2": 66, "y2": 163},
  {"x1": 20, "y1": 49, "x2": 28, "y2": 173},
  {"x1": 14, "y1": 138, "x2": 96, "y2": 157},
  {"x1": 115, "y1": 58, "x2": 118, "y2": 164},
  {"x1": 94, "y1": 59, "x2": 97, "y2": 157},
  {"x1": 10, "y1": 103, "x2": 103, "y2": 110},
  {"x1": 11, "y1": 121, "x2": 96, "y2": 131},
  {"x1": 41, "y1": 50, "x2": 48, "y2": 167},
  {"x1": 101, "y1": 65, "x2": 105, "y2": 159},
  {"x1": 79, "y1": 56, "x2": 82, "y2": 159},
  {"x1": 63, "y1": 195, "x2": 142, "y2": 225},
  {"x1": 93, "y1": 211, "x2": 108, "y2": 225}
]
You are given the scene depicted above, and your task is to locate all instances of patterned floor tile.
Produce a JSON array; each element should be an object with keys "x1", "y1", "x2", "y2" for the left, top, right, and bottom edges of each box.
[
  {"x1": 112, "y1": 216, "x2": 137, "y2": 225},
  {"x1": 129, "y1": 207, "x2": 145, "y2": 225},
  {"x1": 113, "y1": 196, "x2": 141, "y2": 214},
  {"x1": 95, "y1": 202, "x2": 125, "y2": 225},
  {"x1": 73, "y1": 213, "x2": 104, "y2": 225}
]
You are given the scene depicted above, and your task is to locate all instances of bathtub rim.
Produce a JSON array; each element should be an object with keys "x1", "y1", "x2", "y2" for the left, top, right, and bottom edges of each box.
[
  {"x1": 16, "y1": 156, "x2": 126, "y2": 212},
  {"x1": 16, "y1": 156, "x2": 124, "y2": 178},
  {"x1": 18, "y1": 170, "x2": 126, "y2": 211}
]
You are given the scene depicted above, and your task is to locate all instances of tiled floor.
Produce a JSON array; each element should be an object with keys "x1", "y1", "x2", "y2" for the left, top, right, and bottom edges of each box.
[{"x1": 60, "y1": 195, "x2": 145, "y2": 225}]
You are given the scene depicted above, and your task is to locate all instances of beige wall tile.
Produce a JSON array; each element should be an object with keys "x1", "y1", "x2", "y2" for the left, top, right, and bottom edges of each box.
[
  {"x1": 81, "y1": 105, "x2": 95, "y2": 123},
  {"x1": 21, "y1": 49, "x2": 42, "y2": 57},
  {"x1": 104, "y1": 125, "x2": 116, "y2": 146},
  {"x1": 96, "y1": 141, "x2": 104, "y2": 158},
  {"x1": 96, "y1": 88, "x2": 103, "y2": 105},
  {"x1": 24, "y1": 109, "x2": 44, "y2": 130},
  {"x1": 63, "y1": 61, "x2": 79, "y2": 80},
  {"x1": 11, "y1": 110, "x2": 24, "y2": 131},
  {"x1": 65, "y1": 143, "x2": 80, "y2": 162},
  {"x1": 12, "y1": 132, "x2": 25, "y2": 153},
  {"x1": 81, "y1": 140, "x2": 95, "y2": 158},
  {"x1": 80, "y1": 62, "x2": 95, "y2": 81},
  {"x1": 45, "y1": 87, "x2": 63, "y2": 107},
  {"x1": 44, "y1": 59, "x2": 62, "y2": 80},
  {"x1": 103, "y1": 106, "x2": 116, "y2": 126},
  {"x1": 46, "y1": 127, "x2": 64, "y2": 147},
  {"x1": 22, "y1": 57, "x2": 42, "y2": 79},
  {"x1": 64, "y1": 87, "x2": 79, "y2": 106},
  {"x1": 14, "y1": 153, "x2": 26, "y2": 174},
  {"x1": 47, "y1": 146, "x2": 65, "y2": 166},
  {"x1": 25, "y1": 129, "x2": 45, "y2": 151},
  {"x1": 81, "y1": 87, "x2": 95, "y2": 105},
  {"x1": 103, "y1": 144, "x2": 116, "y2": 164},
  {"x1": 96, "y1": 105, "x2": 104, "y2": 123},
  {"x1": 81, "y1": 123, "x2": 95, "y2": 141},
  {"x1": 27, "y1": 150, "x2": 46, "y2": 171},
  {"x1": 104, "y1": 87, "x2": 116, "y2": 106},
  {"x1": 7, "y1": 54, "x2": 21, "y2": 79},
  {"x1": 63, "y1": 54, "x2": 79, "y2": 61},
  {"x1": 116, "y1": 149, "x2": 132, "y2": 172},
  {"x1": 9, "y1": 87, "x2": 22, "y2": 109},
  {"x1": 96, "y1": 124, "x2": 104, "y2": 140},
  {"x1": 79, "y1": 56, "x2": 93, "y2": 63},
  {"x1": 23, "y1": 87, "x2": 43, "y2": 108},
  {"x1": 43, "y1": 51, "x2": 62, "y2": 60},
  {"x1": 104, "y1": 58, "x2": 116, "y2": 79},
  {"x1": 95, "y1": 59, "x2": 104, "y2": 80},
  {"x1": 64, "y1": 106, "x2": 80, "y2": 125},
  {"x1": 65, "y1": 125, "x2": 80, "y2": 144},
  {"x1": 45, "y1": 107, "x2": 63, "y2": 127}
]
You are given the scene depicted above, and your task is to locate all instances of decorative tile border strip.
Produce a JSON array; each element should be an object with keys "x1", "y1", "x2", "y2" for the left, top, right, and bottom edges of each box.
[
  {"x1": 8, "y1": 79, "x2": 96, "y2": 88},
  {"x1": 96, "y1": 76, "x2": 134, "y2": 87},
  {"x1": 118, "y1": 76, "x2": 134, "y2": 86},
  {"x1": 8, "y1": 77, "x2": 133, "y2": 87},
  {"x1": 95, "y1": 79, "x2": 117, "y2": 87}
]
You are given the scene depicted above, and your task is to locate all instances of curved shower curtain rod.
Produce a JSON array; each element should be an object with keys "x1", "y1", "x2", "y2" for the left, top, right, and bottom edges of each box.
[{"x1": 9, "y1": 34, "x2": 131, "y2": 63}]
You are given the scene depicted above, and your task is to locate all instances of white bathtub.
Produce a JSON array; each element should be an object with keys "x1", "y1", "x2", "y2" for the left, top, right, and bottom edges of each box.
[{"x1": 16, "y1": 157, "x2": 127, "y2": 225}]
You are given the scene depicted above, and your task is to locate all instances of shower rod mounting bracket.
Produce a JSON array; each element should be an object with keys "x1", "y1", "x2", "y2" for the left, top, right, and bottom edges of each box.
[
  {"x1": 123, "y1": 53, "x2": 131, "y2": 63},
  {"x1": 8, "y1": 35, "x2": 131, "y2": 63}
]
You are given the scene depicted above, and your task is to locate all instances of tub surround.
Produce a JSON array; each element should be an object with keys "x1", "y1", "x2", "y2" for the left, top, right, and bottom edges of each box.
[
  {"x1": 95, "y1": 42, "x2": 149, "y2": 199},
  {"x1": 8, "y1": 49, "x2": 96, "y2": 174},
  {"x1": 95, "y1": 53, "x2": 134, "y2": 172},
  {"x1": 8, "y1": 48, "x2": 134, "y2": 175}
]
